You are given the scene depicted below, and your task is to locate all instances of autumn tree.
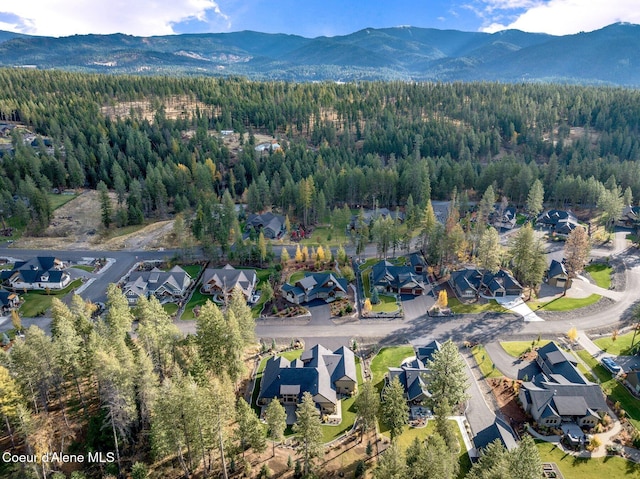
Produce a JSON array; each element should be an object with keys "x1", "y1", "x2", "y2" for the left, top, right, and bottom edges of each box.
[{"x1": 564, "y1": 226, "x2": 590, "y2": 278}]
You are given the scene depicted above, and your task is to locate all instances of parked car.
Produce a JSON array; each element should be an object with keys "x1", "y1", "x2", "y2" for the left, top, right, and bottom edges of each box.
[{"x1": 601, "y1": 357, "x2": 622, "y2": 374}]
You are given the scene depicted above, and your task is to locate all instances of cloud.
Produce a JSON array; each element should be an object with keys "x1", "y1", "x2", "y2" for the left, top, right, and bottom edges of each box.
[
  {"x1": 0, "y1": 0, "x2": 230, "y2": 37},
  {"x1": 478, "y1": 0, "x2": 640, "y2": 35}
]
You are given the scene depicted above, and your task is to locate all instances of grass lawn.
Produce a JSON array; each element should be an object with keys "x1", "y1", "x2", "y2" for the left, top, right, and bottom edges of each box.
[
  {"x1": 298, "y1": 225, "x2": 349, "y2": 247},
  {"x1": 381, "y1": 420, "x2": 472, "y2": 478},
  {"x1": 536, "y1": 441, "x2": 640, "y2": 479},
  {"x1": 70, "y1": 264, "x2": 95, "y2": 272},
  {"x1": 370, "y1": 346, "x2": 415, "y2": 392},
  {"x1": 584, "y1": 263, "x2": 613, "y2": 289},
  {"x1": 529, "y1": 294, "x2": 601, "y2": 312},
  {"x1": 471, "y1": 345, "x2": 503, "y2": 378},
  {"x1": 500, "y1": 340, "x2": 551, "y2": 357},
  {"x1": 576, "y1": 350, "x2": 640, "y2": 431},
  {"x1": 162, "y1": 303, "x2": 178, "y2": 316},
  {"x1": 181, "y1": 264, "x2": 202, "y2": 278},
  {"x1": 371, "y1": 294, "x2": 399, "y2": 313},
  {"x1": 47, "y1": 193, "x2": 77, "y2": 210},
  {"x1": 19, "y1": 279, "x2": 83, "y2": 317},
  {"x1": 250, "y1": 267, "x2": 278, "y2": 317},
  {"x1": 448, "y1": 298, "x2": 507, "y2": 314},
  {"x1": 180, "y1": 288, "x2": 212, "y2": 320},
  {"x1": 593, "y1": 331, "x2": 639, "y2": 355}
]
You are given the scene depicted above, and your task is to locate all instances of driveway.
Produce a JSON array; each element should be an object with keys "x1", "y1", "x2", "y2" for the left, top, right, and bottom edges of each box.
[
  {"x1": 401, "y1": 294, "x2": 434, "y2": 321},
  {"x1": 495, "y1": 297, "x2": 544, "y2": 322}
]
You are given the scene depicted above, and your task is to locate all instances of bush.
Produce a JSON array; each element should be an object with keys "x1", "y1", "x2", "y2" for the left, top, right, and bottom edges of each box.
[
  {"x1": 354, "y1": 460, "x2": 366, "y2": 478},
  {"x1": 259, "y1": 464, "x2": 272, "y2": 479},
  {"x1": 345, "y1": 303, "x2": 353, "y2": 313},
  {"x1": 131, "y1": 462, "x2": 149, "y2": 479}
]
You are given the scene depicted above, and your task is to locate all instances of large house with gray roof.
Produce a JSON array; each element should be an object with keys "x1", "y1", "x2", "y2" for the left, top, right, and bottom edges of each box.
[
  {"x1": 449, "y1": 268, "x2": 522, "y2": 300},
  {"x1": 385, "y1": 341, "x2": 441, "y2": 404},
  {"x1": 258, "y1": 344, "x2": 357, "y2": 418},
  {"x1": 123, "y1": 266, "x2": 192, "y2": 305},
  {"x1": 200, "y1": 265, "x2": 257, "y2": 301},
  {"x1": 246, "y1": 212, "x2": 286, "y2": 239},
  {"x1": 282, "y1": 272, "x2": 348, "y2": 304},
  {"x1": 518, "y1": 342, "x2": 607, "y2": 428},
  {"x1": 370, "y1": 260, "x2": 426, "y2": 296},
  {"x1": 1, "y1": 256, "x2": 70, "y2": 291}
]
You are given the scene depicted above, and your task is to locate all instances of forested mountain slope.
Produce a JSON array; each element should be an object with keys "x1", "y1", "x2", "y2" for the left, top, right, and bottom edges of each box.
[{"x1": 0, "y1": 23, "x2": 639, "y2": 84}]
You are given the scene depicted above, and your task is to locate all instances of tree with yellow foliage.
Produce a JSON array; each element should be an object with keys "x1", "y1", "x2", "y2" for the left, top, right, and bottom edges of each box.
[
  {"x1": 437, "y1": 290, "x2": 448, "y2": 309},
  {"x1": 301, "y1": 246, "x2": 309, "y2": 262},
  {"x1": 295, "y1": 244, "x2": 303, "y2": 262},
  {"x1": 566, "y1": 327, "x2": 578, "y2": 343},
  {"x1": 363, "y1": 298, "x2": 372, "y2": 314},
  {"x1": 316, "y1": 245, "x2": 325, "y2": 263}
]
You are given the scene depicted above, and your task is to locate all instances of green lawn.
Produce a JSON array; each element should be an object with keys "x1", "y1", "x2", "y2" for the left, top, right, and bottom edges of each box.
[
  {"x1": 70, "y1": 264, "x2": 95, "y2": 272},
  {"x1": 576, "y1": 350, "x2": 640, "y2": 431},
  {"x1": 536, "y1": 441, "x2": 640, "y2": 479},
  {"x1": 370, "y1": 346, "x2": 415, "y2": 392},
  {"x1": 371, "y1": 294, "x2": 399, "y2": 313},
  {"x1": 19, "y1": 279, "x2": 83, "y2": 317},
  {"x1": 180, "y1": 289, "x2": 212, "y2": 320},
  {"x1": 181, "y1": 264, "x2": 202, "y2": 278},
  {"x1": 298, "y1": 225, "x2": 349, "y2": 247},
  {"x1": 47, "y1": 193, "x2": 77, "y2": 210},
  {"x1": 381, "y1": 420, "x2": 471, "y2": 478},
  {"x1": 250, "y1": 267, "x2": 278, "y2": 317},
  {"x1": 584, "y1": 263, "x2": 613, "y2": 289},
  {"x1": 593, "y1": 331, "x2": 639, "y2": 355},
  {"x1": 448, "y1": 298, "x2": 507, "y2": 314},
  {"x1": 529, "y1": 294, "x2": 601, "y2": 312},
  {"x1": 500, "y1": 340, "x2": 551, "y2": 357},
  {"x1": 162, "y1": 303, "x2": 178, "y2": 316},
  {"x1": 471, "y1": 345, "x2": 503, "y2": 378}
]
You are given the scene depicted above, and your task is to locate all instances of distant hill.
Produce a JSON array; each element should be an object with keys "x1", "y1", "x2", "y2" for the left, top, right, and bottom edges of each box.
[{"x1": 0, "y1": 23, "x2": 639, "y2": 85}]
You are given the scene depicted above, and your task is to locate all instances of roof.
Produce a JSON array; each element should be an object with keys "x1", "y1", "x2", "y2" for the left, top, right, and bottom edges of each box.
[
  {"x1": 258, "y1": 344, "x2": 356, "y2": 406},
  {"x1": 371, "y1": 261, "x2": 425, "y2": 291},
  {"x1": 246, "y1": 212, "x2": 285, "y2": 231},
  {"x1": 536, "y1": 342, "x2": 587, "y2": 385},
  {"x1": 201, "y1": 265, "x2": 257, "y2": 298},
  {"x1": 3, "y1": 256, "x2": 65, "y2": 285},
  {"x1": 548, "y1": 259, "x2": 567, "y2": 278},
  {"x1": 284, "y1": 272, "x2": 348, "y2": 303},
  {"x1": 474, "y1": 417, "x2": 518, "y2": 451},
  {"x1": 386, "y1": 343, "x2": 441, "y2": 401},
  {"x1": 537, "y1": 209, "x2": 579, "y2": 227},
  {"x1": 124, "y1": 266, "x2": 191, "y2": 299},
  {"x1": 523, "y1": 382, "x2": 607, "y2": 418}
]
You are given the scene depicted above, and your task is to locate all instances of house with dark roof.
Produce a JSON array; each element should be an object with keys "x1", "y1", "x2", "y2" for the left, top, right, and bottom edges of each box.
[
  {"x1": 537, "y1": 210, "x2": 581, "y2": 238},
  {"x1": 490, "y1": 205, "x2": 517, "y2": 230},
  {"x1": 623, "y1": 370, "x2": 640, "y2": 397},
  {"x1": 200, "y1": 265, "x2": 257, "y2": 301},
  {"x1": 371, "y1": 260, "x2": 426, "y2": 296},
  {"x1": 258, "y1": 344, "x2": 357, "y2": 418},
  {"x1": 282, "y1": 272, "x2": 348, "y2": 304},
  {"x1": 449, "y1": 268, "x2": 522, "y2": 300},
  {"x1": 620, "y1": 205, "x2": 640, "y2": 227},
  {"x1": 123, "y1": 266, "x2": 192, "y2": 305},
  {"x1": 408, "y1": 252, "x2": 427, "y2": 275},
  {"x1": 385, "y1": 341, "x2": 441, "y2": 404},
  {"x1": 518, "y1": 342, "x2": 607, "y2": 428},
  {"x1": 246, "y1": 212, "x2": 286, "y2": 239},
  {"x1": 0, "y1": 257, "x2": 70, "y2": 290},
  {"x1": 0, "y1": 289, "x2": 19, "y2": 314},
  {"x1": 473, "y1": 417, "x2": 518, "y2": 452},
  {"x1": 547, "y1": 259, "x2": 571, "y2": 289}
]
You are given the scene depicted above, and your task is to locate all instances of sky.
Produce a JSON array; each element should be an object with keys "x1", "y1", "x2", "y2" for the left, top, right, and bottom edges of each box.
[{"x1": 0, "y1": 0, "x2": 639, "y2": 38}]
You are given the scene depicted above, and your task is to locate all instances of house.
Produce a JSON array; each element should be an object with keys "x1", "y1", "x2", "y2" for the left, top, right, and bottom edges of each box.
[
  {"x1": 246, "y1": 212, "x2": 286, "y2": 239},
  {"x1": 518, "y1": 342, "x2": 607, "y2": 428},
  {"x1": 258, "y1": 344, "x2": 357, "y2": 417},
  {"x1": 490, "y1": 205, "x2": 517, "y2": 230},
  {"x1": 408, "y1": 252, "x2": 427, "y2": 274},
  {"x1": 620, "y1": 205, "x2": 640, "y2": 227},
  {"x1": 547, "y1": 259, "x2": 571, "y2": 289},
  {"x1": 449, "y1": 268, "x2": 522, "y2": 300},
  {"x1": 537, "y1": 209, "x2": 580, "y2": 238},
  {"x1": 624, "y1": 370, "x2": 640, "y2": 396},
  {"x1": 282, "y1": 272, "x2": 348, "y2": 304},
  {"x1": 370, "y1": 261, "x2": 426, "y2": 296},
  {"x1": 474, "y1": 417, "x2": 518, "y2": 452},
  {"x1": 0, "y1": 257, "x2": 70, "y2": 290},
  {"x1": 200, "y1": 265, "x2": 257, "y2": 301},
  {"x1": 386, "y1": 341, "x2": 441, "y2": 403},
  {"x1": 0, "y1": 289, "x2": 19, "y2": 314},
  {"x1": 123, "y1": 266, "x2": 192, "y2": 305}
]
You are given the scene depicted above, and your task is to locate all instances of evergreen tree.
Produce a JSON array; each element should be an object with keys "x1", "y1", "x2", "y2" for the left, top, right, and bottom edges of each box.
[
  {"x1": 98, "y1": 180, "x2": 113, "y2": 229},
  {"x1": 292, "y1": 392, "x2": 324, "y2": 476},
  {"x1": 381, "y1": 376, "x2": 409, "y2": 441},
  {"x1": 235, "y1": 397, "x2": 267, "y2": 456},
  {"x1": 354, "y1": 380, "x2": 380, "y2": 441},
  {"x1": 526, "y1": 179, "x2": 545, "y2": 220},
  {"x1": 374, "y1": 441, "x2": 406, "y2": 479},
  {"x1": 265, "y1": 399, "x2": 287, "y2": 457},
  {"x1": 425, "y1": 340, "x2": 469, "y2": 409}
]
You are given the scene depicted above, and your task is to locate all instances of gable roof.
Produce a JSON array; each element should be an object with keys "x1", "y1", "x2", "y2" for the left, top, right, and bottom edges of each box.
[
  {"x1": 548, "y1": 259, "x2": 568, "y2": 278},
  {"x1": 246, "y1": 212, "x2": 285, "y2": 232},
  {"x1": 3, "y1": 256, "x2": 65, "y2": 284},
  {"x1": 282, "y1": 272, "x2": 348, "y2": 303},
  {"x1": 537, "y1": 209, "x2": 579, "y2": 227},
  {"x1": 387, "y1": 343, "x2": 441, "y2": 402},
  {"x1": 201, "y1": 265, "x2": 257, "y2": 298},
  {"x1": 124, "y1": 266, "x2": 191, "y2": 299},
  {"x1": 371, "y1": 260, "x2": 425, "y2": 291},
  {"x1": 474, "y1": 417, "x2": 518, "y2": 451},
  {"x1": 536, "y1": 342, "x2": 588, "y2": 385}
]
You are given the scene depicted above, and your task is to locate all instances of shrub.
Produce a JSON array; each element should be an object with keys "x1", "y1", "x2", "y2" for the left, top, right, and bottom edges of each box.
[{"x1": 354, "y1": 460, "x2": 366, "y2": 478}]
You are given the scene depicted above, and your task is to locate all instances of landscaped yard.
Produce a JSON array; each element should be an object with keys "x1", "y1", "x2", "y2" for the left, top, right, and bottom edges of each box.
[
  {"x1": 298, "y1": 225, "x2": 349, "y2": 247},
  {"x1": 584, "y1": 263, "x2": 613, "y2": 289},
  {"x1": 448, "y1": 298, "x2": 507, "y2": 314},
  {"x1": 500, "y1": 340, "x2": 551, "y2": 357},
  {"x1": 593, "y1": 330, "x2": 639, "y2": 355},
  {"x1": 181, "y1": 289, "x2": 211, "y2": 320},
  {"x1": 371, "y1": 294, "x2": 399, "y2": 313},
  {"x1": 536, "y1": 440, "x2": 640, "y2": 478},
  {"x1": 162, "y1": 303, "x2": 179, "y2": 316},
  {"x1": 576, "y1": 350, "x2": 640, "y2": 431},
  {"x1": 70, "y1": 264, "x2": 95, "y2": 272},
  {"x1": 19, "y1": 279, "x2": 83, "y2": 317},
  {"x1": 471, "y1": 345, "x2": 503, "y2": 378},
  {"x1": 370, "y1": 345, "x2": 415, "y2": 392},
  {"x1": 528, "y1": 294, "x2": 601, "y2": 312}
]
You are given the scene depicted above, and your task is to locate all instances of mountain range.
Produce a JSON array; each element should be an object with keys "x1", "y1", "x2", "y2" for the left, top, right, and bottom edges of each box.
[{"x1": 0, "y1": 23, "x2": 639, "y2": 85}]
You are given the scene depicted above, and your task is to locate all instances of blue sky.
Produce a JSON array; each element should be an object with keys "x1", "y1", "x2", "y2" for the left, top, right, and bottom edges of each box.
[{"x1": 0, "y1": 0, "x2": 639, "y2": 38}]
